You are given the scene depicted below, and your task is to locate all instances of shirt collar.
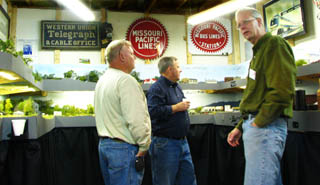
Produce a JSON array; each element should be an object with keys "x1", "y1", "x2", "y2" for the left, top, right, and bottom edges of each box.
[
  {"x1": 252, "y1": 32, "x2": 272, "y2": 53},
  {"x1": 160, "y1": 76, "x2": 178, "y2": 88}
]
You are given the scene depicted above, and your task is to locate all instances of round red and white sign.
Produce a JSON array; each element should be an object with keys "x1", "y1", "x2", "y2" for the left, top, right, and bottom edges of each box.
[
  {"x1": 191, "y1": 21, "x2": 229, "y2": 53},
  {"x1": 126, "y1": 18, "x2": 168, "y2": 60}
]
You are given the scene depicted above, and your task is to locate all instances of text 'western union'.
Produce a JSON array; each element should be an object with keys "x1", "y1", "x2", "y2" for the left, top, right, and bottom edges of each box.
[{"x1": 46, "y1": 24, "x2": 97, "y2": 31}]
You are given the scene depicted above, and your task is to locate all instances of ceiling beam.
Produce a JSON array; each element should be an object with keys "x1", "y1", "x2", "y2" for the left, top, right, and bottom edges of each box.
[
  {"x1": 176, "y1": 0, "x2": 188, "y2": 11},
  {"x1": 137, "y1": 0, "x2": 144, "y2": 9},
  {"x1": 145, "y1": 0, "x2": 157, "y2": 16},
  {"x1": 199, "y1": 0, "x2": 224, "y2": 11},
  {"x1": 23, "y1": 0, "x2": 52, "y2": 3},
  {"x1": 118, "y1": 0, "x2": 124, "y2": 8}
]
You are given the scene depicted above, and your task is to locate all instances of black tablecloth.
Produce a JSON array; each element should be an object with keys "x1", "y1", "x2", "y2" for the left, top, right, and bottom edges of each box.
[{"x1": 1, "y1": 125, "x2": 319, "y2": 185}]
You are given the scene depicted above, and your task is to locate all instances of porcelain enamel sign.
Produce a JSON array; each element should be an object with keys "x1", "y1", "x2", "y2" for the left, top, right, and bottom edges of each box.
[
  {"x1": 126, "y1": 18, "x2": 168, "y2": 60},
  {"x1": 188, "y1": 19, "x2": 232, "y2": 55}
]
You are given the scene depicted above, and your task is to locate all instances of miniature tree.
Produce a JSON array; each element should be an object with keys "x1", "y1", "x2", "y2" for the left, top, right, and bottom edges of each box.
[
  {"x1": 79, "y1": 108, "x2": 86, "y2": 115},
  {"x1": 42, "y1": 74, "x2": 56, "y2": 80},
  {"x1": 53, "y1": 105, "x2": 61, "y2": 112},
  {"x1": 75, "y1": 108, "x2": 81, "y2": 115},
  {"x1": 87, "y1": 104, "x2": 94, "y2": 114},
  {"x1": 70, "y1": 105, "x2": 76, "y2": 116},
  {"x1": 64, "y1": 70, "x2": 76, "y2": 78},
  {"x1": 88, "y1": 70, "x2": 100, "y2": 82},
  {"x1": 24, "y1": 97, "x2": 35, "y2": 115},
  {"x1": 32, "y1": 71, "x2": 43, "y2": 82},
  {"x1": 16, "y1": 102, "x2": 25, "y2": 111},
  {"x1": 35, "y1": 99, "x2": 54, "y2": 115},
  {"x1": 0, "y1": 100, "x2": 4, "y2": 112},
  {"x1": 62, "y1": 105, "x2": 71, "y2": 116},
  {"x1": 76, "y1": 76, "x2": 87, "y2": 82},
  {"x1": 195, "y1": 106, "x2": 203, "y2": 114},
  {"x1": 4, "y1": 98, "x2": 13, "y2": 115}
]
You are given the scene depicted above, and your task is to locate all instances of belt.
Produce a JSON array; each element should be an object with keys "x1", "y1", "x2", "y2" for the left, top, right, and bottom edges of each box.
[
  {"x1": 100, "y1": 136, "x2": 125, "y2": 143},
  {"x1": 242, "y1": 112, "x2": 288, "y2": 120},
  {"x1": 153, "y1": 134, "x2": 186, "y2": 140}
]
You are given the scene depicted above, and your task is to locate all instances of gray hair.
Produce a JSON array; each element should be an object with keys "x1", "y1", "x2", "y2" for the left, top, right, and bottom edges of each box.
[
  {"x1": 105, "y1": 40, "x2": 132, "y2": 64},
  {"x1": 158, "y1": 56, "x2": 177, "y2": 74},
  {"x1": 235, "y1": 7, "x2": 264, "y2": 25}
]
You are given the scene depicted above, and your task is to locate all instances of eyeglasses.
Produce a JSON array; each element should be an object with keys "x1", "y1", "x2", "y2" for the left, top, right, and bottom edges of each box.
[{"x1": 236, "y1": 18, "x2": 256, "y2": 30}]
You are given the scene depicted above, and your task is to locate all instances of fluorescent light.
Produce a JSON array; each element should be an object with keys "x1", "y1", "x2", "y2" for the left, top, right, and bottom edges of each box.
[
  {"x1": 0, "y1": 72, "x2": 19, "y2": 80},
  {"x1": 55, "y1": 0, "x2": 95, "y2": 21},
  {"x1": 22, "y1": 86, "x2": 37, "y2": 92},
  {"x1": 187, "y1": 0, "x2": 263, "y2": 25}
]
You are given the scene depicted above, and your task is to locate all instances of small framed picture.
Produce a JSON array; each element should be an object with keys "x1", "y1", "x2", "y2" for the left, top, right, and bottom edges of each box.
[{"x1": 79, "y1": 58, "x2": 90, "y2": 64}]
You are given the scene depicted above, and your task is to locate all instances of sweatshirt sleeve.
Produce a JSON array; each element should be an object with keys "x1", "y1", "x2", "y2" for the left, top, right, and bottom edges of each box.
[{"x1": 119, "y1": 75, "x2": 151, "y2": 152}]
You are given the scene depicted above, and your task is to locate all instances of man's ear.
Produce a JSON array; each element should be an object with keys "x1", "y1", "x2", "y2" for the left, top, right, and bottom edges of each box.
[
  {"x1": 119, "y1": 52, "x2": 125, "y2": 63},
  {"x1": 257, "y1": 18, "x2": 263, "y2": 27},
  {"x1": 166, "y1": 66, "x2": 172, "y2": 73}
]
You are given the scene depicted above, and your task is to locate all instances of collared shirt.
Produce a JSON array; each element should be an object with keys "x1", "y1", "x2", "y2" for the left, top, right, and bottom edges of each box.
[
  {"x1": 236, "y1": 33, "x2": 296, "y2": 130},
  {"x1": 147, "y1": 76, "x2": 190, "y2": 138},
  {"x1": 94, "y1": 68, "x2": 151, "y2": 152}
]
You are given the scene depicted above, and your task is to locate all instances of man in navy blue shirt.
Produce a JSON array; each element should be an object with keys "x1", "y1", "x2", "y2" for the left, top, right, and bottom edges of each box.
[{"x1": 147, "y1": 56, "x2": 197, "y2": 185}]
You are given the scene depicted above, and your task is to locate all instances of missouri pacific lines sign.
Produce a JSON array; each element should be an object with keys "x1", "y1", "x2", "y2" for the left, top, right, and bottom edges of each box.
[
  {"x1": 126, "y1": 18, "x2": 168, "y2": 60},
  {"x1": 41, "y1": 21, "x2": 101, "y2": 50}
]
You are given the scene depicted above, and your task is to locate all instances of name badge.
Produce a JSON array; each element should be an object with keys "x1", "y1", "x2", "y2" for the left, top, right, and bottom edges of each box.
[{"x1": 249, "y1": 69, "x2": 256, "y2": 80}]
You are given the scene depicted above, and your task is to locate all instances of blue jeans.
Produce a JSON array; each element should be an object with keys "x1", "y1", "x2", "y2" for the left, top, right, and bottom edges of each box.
[
  {"x1": 149, "y1": 136, "x2": 197, "y2": 185},
  {"x1": 98, "y1": 138, "x2": 144, "y2": 185},
  {"x1": 242, "y1": 114, "x2": 287, "y2": 185}
]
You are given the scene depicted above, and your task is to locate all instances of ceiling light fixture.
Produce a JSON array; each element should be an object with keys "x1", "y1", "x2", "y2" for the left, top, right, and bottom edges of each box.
[
  {"x1": 55, "y1": 0, "x2": 95, "y2": 21},
  {"x1": 187, "y1": 0, "x2": 263, "y2": 25}
]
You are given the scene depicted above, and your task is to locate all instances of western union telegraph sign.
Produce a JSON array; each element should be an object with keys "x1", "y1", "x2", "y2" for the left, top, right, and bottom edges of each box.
[{"x1": 41, "y1": 21, "x2": 101, "y2": 49}]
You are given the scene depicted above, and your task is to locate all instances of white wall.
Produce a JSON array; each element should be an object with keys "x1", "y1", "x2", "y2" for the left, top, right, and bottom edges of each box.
[
  {"x1": 12, "y1": 1, "x2": 320, "y2": 66},
  {"x1": 16, "y1": 8, "x2": 229, "y2": 65}
]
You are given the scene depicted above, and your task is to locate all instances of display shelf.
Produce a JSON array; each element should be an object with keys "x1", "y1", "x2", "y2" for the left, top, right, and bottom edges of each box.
[
  {"x1": 1, "y1": 111, "x2": 320, "y2": 141},
  {"x1": 0, "y1": 52, "x2": 42, "y2": 95},
  {"x1": 288, "y1": 111, "x2": 320, "y2": 132},
  {"x1": 1, "y1": 51, "x2": 247, "y2": 93},
  {"x1": 141, "y1": 62, "x2": 318, "y2": 91},
  {"x1": 297, "y1": 62, "x2": 320, "y2": 81},
  {"x1": 142, "y1": 79, "x2": 247, "y2": 91},
  {"x1": 0, "y1": 52, "x2": 97, "y2": 94},
  {"x1": 0, "y1": 115, "x2": 96, "y2": 141},
  {"x1": 0, "y1": 114, "x2": 241, "y2": 141},
  {"x1": 2, "y1": 111, "x2": 319, "y2": 141},
  {"x1": 190, "y1": 112, "x2": 242, "y2": 126},
  {"x1": 42, "y1": 79, "x2": 96, "y2": 91},
  {"x1": 190, "y1": 111, "x2": 320, "y2": 132}
]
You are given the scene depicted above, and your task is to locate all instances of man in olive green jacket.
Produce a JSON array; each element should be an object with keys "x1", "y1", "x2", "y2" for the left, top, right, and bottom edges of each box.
[{"x1": 227, "y1": 7, "x2": 296, "y2": 185}]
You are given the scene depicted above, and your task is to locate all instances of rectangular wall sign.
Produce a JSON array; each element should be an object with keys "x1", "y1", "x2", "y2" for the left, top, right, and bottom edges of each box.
[{"x1": 41, "y1": 21, "x2": 101, "y2": 50}]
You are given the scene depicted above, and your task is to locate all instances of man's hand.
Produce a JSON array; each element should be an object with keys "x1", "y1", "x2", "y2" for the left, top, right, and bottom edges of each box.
[
  {"x1": 172, "y1": 101, "x2": 190, "y2": 113},
  {"x1": 227, "y1": 128, "x2": 242, "y2": 147},
  {"x1": 251, "y1": 122, "x2": 258, "y2": 127}
]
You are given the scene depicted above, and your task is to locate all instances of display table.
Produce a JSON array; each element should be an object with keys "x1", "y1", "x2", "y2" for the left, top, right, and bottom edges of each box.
[{"x1": 1, "y1": 112, "x2": 320, "y2": 185}]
